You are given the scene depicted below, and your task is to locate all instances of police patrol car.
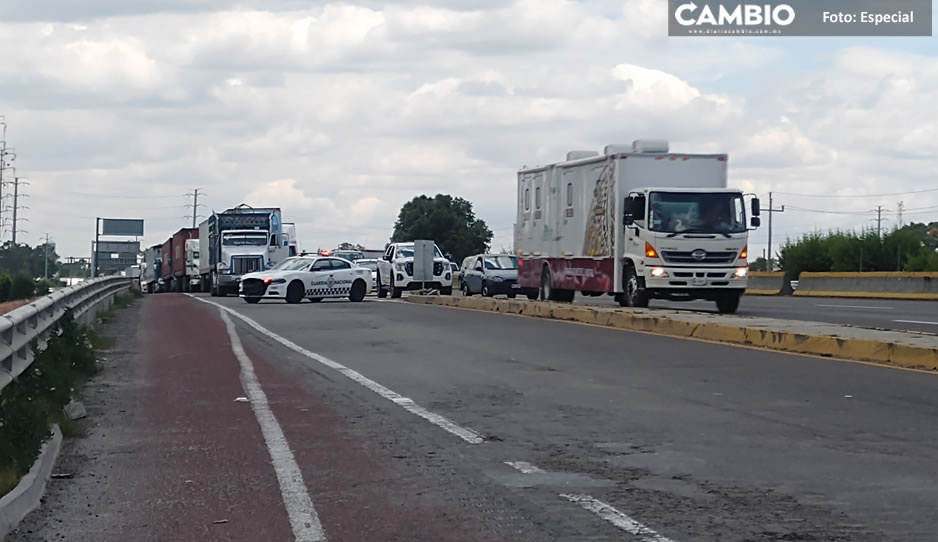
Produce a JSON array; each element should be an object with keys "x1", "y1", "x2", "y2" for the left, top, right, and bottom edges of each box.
[{"x1": 238, "y1": 255, "x2": 371, "y2": 304}]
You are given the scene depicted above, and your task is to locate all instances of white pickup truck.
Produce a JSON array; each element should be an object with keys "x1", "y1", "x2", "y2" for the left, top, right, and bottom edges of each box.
[{"x1": 375, "y1": 242, "x2": 453, "y2": 298}]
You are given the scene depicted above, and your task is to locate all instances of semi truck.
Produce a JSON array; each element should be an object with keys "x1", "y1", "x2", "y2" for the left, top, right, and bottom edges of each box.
[
  {"x1": 514, "y1": 139, "x2": 760, "y2": 314},
  {"x1": 160, "y1": 228, "x2": 199, "y2": 292},
  {"x1": 282, "y1": 222, "x2": 298, "y2": 257},
  {"x1": 185, "y1": 238, "x2": 201, "y2": 291},
  {"x1": 199, "y1": 204, "x2": 290, "y2": 296},
  {"x1": 140, "y1": 244, "x2": 163, "y2": 294}
]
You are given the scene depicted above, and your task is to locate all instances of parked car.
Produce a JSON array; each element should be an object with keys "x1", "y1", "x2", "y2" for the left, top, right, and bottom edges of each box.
[
  {"x1": 460, "y1": 254, "x2": 538, "y2": 299},
  {"x1": 356, "y1": 258, "x2": 379, "y2": 292}
]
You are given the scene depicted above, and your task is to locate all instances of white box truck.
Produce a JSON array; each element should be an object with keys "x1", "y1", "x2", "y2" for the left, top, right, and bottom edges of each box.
[{"x1": 515, "y1": 140, "x2": 761, "y2": 314}]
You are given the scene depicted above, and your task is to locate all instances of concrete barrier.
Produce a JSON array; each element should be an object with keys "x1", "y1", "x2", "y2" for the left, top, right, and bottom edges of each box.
[
  {"x1": 745, "y1": 272, "x2": 791, "y2": 296},
  {"x1": 405, "y1": 295, "x2": 938, "y2": 370},
  {"x1": 794, "y1": 272, "x2": 938, "y2": 300}
]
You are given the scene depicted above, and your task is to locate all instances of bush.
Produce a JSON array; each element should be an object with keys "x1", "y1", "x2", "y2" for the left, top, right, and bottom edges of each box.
[
  {"x1": 34, "y1": 278, "x2": 54, "y2": 296},
  {"x1": 0, "y1": 310, "x2": 97, "y2": 485},
  {"x1": 0, "y1": 274, "x2": 11, "y2": 303},
  {"x1": 9, "y1": 272, "x2": 34, "y2": 301}
]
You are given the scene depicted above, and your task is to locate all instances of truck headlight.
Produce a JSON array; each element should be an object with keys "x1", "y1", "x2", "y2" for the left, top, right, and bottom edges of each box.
[
  {"x1": 734, "y1": 267, "x2": 748, "y2": 278},
  {"x1": 396, "y1": 263, "x2": 405, "y2": 271},
  {"x1": 650, "y1": 267, "x2": 669, "y2": 278}
]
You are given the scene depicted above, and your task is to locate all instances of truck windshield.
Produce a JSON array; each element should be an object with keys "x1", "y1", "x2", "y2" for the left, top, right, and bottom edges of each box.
[
  {"x1": 222, "y1": 233, "x2": 268, "y2": 246},
  {"x1": 398, "y1": 245, "x2": 444, "y2": 259},
  {"x1": 648, "y1": 192, "x2": 746, "y2": 235}
]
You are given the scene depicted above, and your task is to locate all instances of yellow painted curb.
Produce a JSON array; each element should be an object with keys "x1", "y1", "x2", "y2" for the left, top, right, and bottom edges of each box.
[
  {"x1": 793, "y1": 291, "x2": 938, "y2": 301},
  {"x1": 745, "y1": 289, "x2": 781, "y2": 296},
  {"x1": 404, "y1": 296, "x2": 938, "y2": 371}
]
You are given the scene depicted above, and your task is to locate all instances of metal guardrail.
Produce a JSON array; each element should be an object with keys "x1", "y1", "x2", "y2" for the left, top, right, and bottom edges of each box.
[{"x1": 0, "y1": 276, "x2": 132, "y2": 394}]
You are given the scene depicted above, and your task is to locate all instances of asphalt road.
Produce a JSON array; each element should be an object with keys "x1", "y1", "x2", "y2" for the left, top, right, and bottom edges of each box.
[
  {"x1": 568, "y1": 293, "x2": 938, "y2": 334},
  {"x1": 15, "y1": 293, "x2": 938, "y2": 541}
]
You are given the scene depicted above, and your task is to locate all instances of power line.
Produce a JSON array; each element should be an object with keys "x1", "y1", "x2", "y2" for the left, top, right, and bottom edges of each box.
[
  {"x1": 775, "y1": 187, "x2": 938, "y2": 198},
  {"x1": 785, "y1": 206, "x2": 877, "y2": 215},
  {"x1": 52, "y1": 189, "x2": 185, "y2": 199}
]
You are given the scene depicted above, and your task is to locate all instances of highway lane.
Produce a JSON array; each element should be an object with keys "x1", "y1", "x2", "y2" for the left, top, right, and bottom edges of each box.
[
  {"x1": 570, "y1": 292, "x2": 938, "y2": 333},
  {"x1": 205, "y1": 293, "x2": 938, "y2": 541}
]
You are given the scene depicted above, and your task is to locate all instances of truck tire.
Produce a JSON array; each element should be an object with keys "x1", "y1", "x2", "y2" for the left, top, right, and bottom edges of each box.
[
  {"x1": 440, "y1": 286, "x2": 453, "y2": 296},
  {"x1": 349, "y1": 279, "x2": 367, "y2": 302},
  {"x1": 623, "y1": 266, "x2": 649, "y2": 308},
  {"x1": 376, "y1": 272, "x2": 388, "y2": 298},
  {"x1": 716, "y1": 292, "x2": 741, "y2": 314},
  {"x1": 391, "y1": 278, "x2": 403, "y2": 299},
  {"x1": 286, "y1": 281, "x2": 305, "y2": 304},
  {"x1": 540, "y1": 266, "x2": 574, "y2": 303}
]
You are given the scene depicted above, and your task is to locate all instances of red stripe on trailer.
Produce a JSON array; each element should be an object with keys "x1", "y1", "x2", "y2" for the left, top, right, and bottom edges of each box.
[{"x1": 519, "y1": 257, "x2": 616, "y2": 293}]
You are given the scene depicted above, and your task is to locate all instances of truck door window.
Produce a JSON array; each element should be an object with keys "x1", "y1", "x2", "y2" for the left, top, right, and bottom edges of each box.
[
  {"x1": 535, "y1": 187, "x2": 541, "y2": 209},
  {"x1": 566, "y1": 183, "x2": 573, "y2": 206}
]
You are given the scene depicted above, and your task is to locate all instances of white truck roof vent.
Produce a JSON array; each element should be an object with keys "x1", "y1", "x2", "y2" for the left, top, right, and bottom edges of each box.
[
  {"x1": 632, "y1": 139, "x2": 669, "y2": 153},
  {"x1": 566, "y1": 150, "x2": 599, "y2": 161},
  {"x1": 603, "y1": 144, "x2": 631, "y2": 155}
]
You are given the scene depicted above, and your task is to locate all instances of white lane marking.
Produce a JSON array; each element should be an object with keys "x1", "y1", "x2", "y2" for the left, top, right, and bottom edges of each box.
[
  {"x1": 815, "y1": 304, "x2": 894, "y2": 310},
  {"x1": 893, "y1": 319, "x2": 938, "y2": 326},
  {"x1": 192, "y1": 295, "x2": 484, "y2": 445},
  {"x1": 505, "y1": 461, "x2": 544, "y2": 474},
  {"x1": 561, "y1": 494, "x2": 674, "y2": 542},
  {"x1": 219, "y1": 309, "x2": 326, "y2": 542}
]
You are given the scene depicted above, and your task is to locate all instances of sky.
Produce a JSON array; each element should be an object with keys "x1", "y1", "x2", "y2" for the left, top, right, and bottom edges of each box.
[{"x1": 0, "y1": 0, "x2": 936, "y2": 262}]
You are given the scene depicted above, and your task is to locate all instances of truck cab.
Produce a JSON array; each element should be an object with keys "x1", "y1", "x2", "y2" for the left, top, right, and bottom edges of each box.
[
  {"x1": 185, "y1": 238, "x2": 201, "y2": 291},
  {"x1": 623, "y1": 187, "x2": 759, "y2": 313}
]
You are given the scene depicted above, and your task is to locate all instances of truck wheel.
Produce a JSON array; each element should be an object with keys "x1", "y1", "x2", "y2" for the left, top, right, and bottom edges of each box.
[
  {"x1": 286, "y1": 281, "x2": 305, "y2": 304},
  {"x1": 540, "y1": 267, "x2": 552, "y2": 301},
  {"x1": 440, "y1": 286, "x2": 453, "y2": 296},
  {"x1": 377, "y1": 273, "x2": 388, "y2": 298},
  {"x1": 391, "y1": 278, "x2": 403, "y2": 299},
  {"x1": 349, "y1": 280, "x2": 367, "y2": 302},
  {"x1": 244, "y1": 297, "x2": 261, "y2": 304},
  {"x1": 716, "y1": 292, "x2": 741, "y2": 314},
  {"x1": 623, "y1": 266, "x2": 649, "y2": 308}
]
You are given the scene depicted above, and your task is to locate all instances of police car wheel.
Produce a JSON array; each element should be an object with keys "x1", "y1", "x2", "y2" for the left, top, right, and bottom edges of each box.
[
  {"x1": 286, "y1": 281, "x2": 304, "y2": 304},
  {"x1": 309, "y1": 298, "x2": 323, "y2": 303},
  {"x1": 349, "y1": 280, "x2": 367, "y2": 302},
  {"x1": 244, "y1": 297, "x2": 261, "y2": 304}
]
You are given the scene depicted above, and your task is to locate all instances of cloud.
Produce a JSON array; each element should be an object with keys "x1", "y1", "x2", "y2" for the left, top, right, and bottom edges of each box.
[{"x1": 0, "y1": 1, "x2": 933, "y2": 262}]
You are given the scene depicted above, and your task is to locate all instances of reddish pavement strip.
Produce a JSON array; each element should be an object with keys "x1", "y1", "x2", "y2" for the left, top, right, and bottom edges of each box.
[{"x1": 13, "y1": 295, "x2": 522, "y2": 541}]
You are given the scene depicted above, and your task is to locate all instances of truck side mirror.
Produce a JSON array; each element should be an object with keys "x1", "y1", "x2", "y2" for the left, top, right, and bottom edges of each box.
[
  {"x1": 751, "y1": 198, "x2": 761, "y2": 217},
  {"x1": 751, "y1": 216, "x2": 761, "y2": 228}
]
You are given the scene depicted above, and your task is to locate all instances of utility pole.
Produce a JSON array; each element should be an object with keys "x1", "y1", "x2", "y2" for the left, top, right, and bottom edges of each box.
[
  {"x1": 760, "y1": 192, "x2": 785, "y2": 271},
  {"x1": 897, "y1": 201, "x2": 904, "y2": 228},
  {"x1": 876, "y1": 205, "x2": 884, "y2": 238},
  {"x1": 185, "y1": 188, "x2": 205, "y2": 228},
  {"x1": 7, "y1": 176, "x2": 28, "y2": 244},
  {"x1": 43, "y1": 233, "x2": 52, "y2": 278}
]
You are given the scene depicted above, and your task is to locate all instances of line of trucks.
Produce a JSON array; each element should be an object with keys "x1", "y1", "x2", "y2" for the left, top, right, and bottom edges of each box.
[{"x1": 139, "y1": 204, "x2": 299, "y2": 295}]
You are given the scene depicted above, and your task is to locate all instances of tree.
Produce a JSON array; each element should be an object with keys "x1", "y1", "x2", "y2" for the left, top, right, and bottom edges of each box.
[
  {"x1": 30, "y1": 243, "x2": 60, "y2": 278},
  {"x1": 10, "y1": 272, "x2": 34, "y2": 301},
  {"x1": 391, "y1": 194, "x2": 493, "y2": 263},
  {"x1": 748, "y1": 257, "x2": 768, "y2": 272}
]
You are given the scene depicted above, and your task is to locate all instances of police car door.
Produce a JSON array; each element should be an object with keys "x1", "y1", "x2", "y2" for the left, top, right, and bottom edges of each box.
[
  {"x1": 307, "y1": 258, "x2": 333, "y2": 298},
  {"x1": 327, "y1": 258, "x2": 356, "y2": 297}
]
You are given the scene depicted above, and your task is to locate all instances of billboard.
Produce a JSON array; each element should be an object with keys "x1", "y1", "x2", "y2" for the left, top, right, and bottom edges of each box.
[
  {"x1": 101, "y1": 218, "x2": 144, "y2": 236},
  {"x1": 94, "y1": 241, "x2": 140, "y2": 276}
]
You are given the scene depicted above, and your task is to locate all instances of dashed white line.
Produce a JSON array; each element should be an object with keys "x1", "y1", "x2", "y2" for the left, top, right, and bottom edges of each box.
[
  {"x1": 893, "y1": 319, "x2": 938, "y2": 326},
  {"x1": 561, "y1": 494, "x2": 674, "y2": 542},
  {"x1": 219, "y1": 309, "x2": 326, "y2": 542},
  {"x1": 192, "y1": 295, "x2": 484, "y2": 444},
  {"x1": 815, "y1": 304, "x2": 894, "y2": 310},
  {"x1": 505, "y1": 461, "x2": 544, "y2": 474}
]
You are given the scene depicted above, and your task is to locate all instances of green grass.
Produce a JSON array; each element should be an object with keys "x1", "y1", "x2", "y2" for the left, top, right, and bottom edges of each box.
[{"x1": 0, "y1": 467, "x2": 18, "y2": 497}]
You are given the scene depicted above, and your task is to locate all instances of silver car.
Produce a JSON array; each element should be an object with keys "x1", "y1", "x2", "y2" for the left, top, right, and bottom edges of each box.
[{"x1": 356, "y1": 258, "x2": 379, "y2": 292}]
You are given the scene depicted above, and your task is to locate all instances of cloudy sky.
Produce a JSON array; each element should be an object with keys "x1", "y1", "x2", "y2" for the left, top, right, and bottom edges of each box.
[{"x1": 1, "y1": 0, "x2": 936, "y2": 261}]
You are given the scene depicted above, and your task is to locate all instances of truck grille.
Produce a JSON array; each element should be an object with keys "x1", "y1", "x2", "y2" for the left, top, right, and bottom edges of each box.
[
  {"x1": 232, "y1": 256, "x2": 264, "y2": 275},
  {"x1": 405, "y1": 262, "x2": 413, "y2": 276},
  {"x1": 241, "y1": 278, "x2": 268, "y2": 296},
  {"x1": 660, "y1": 251, "x2": 736, "y2": 265}
]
